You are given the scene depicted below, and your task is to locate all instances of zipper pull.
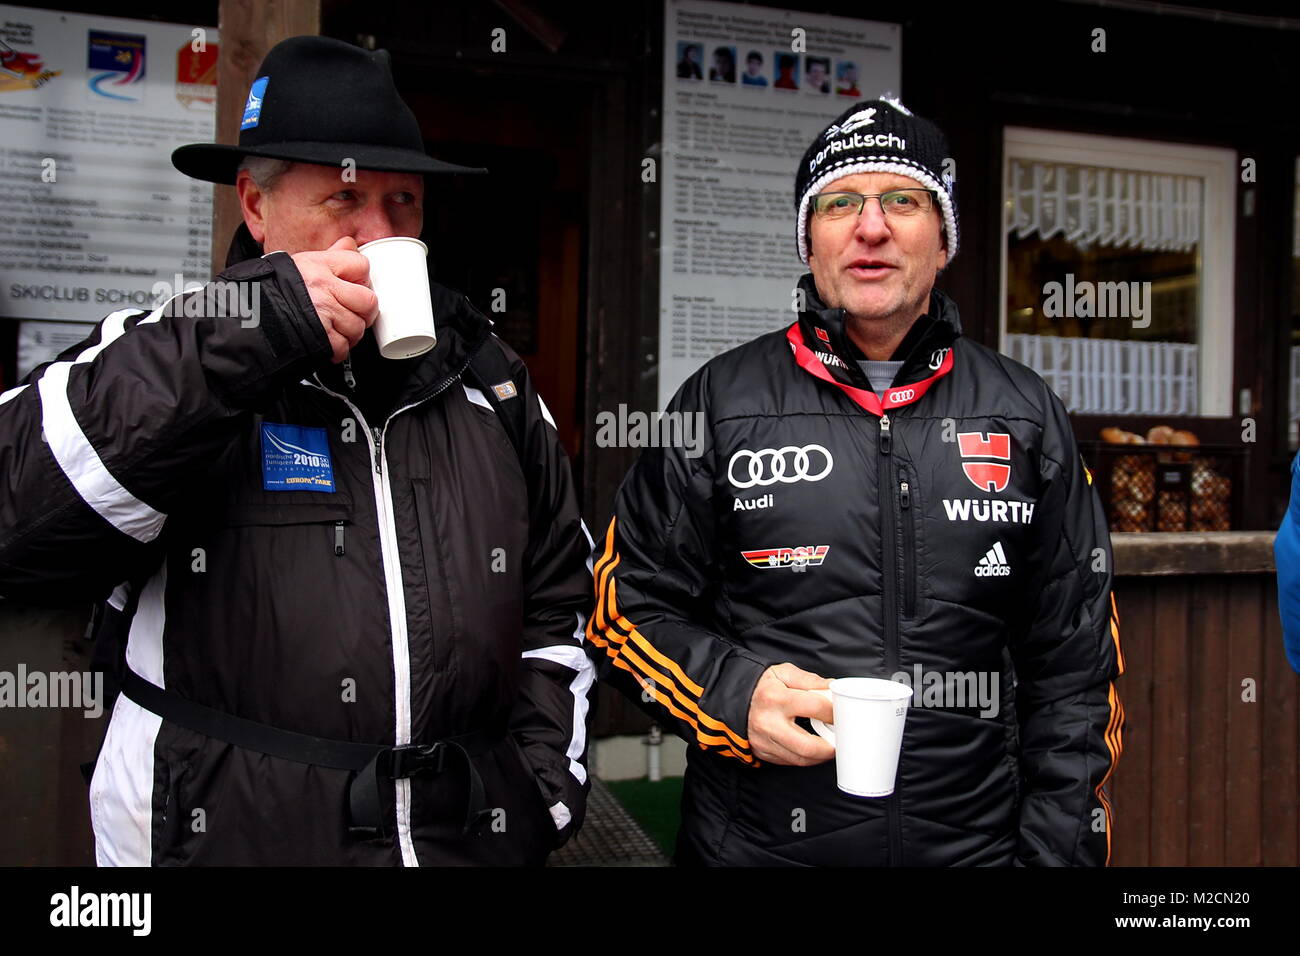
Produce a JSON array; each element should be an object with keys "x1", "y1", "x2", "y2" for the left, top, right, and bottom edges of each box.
[
  {"x1": 343, "y1": 355, "x2": 356, "y2": 391},
  {"x1": 371, "y1": 426, "x2": 383, "y2": 475},
  {"x1": 334, "y1": 521, "x2": 345, "y2": 556},
  {"x1": 879, "y1": 414, "x2": 892, "y2": 455},
  {"x1": 900, "y1": 480, "x2": 910, "y2": 509}
]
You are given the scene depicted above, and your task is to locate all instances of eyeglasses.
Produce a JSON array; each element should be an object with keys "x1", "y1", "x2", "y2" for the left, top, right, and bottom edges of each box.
[{"x1": 811, "y1": 188, "x2": 937, "y2": 220}]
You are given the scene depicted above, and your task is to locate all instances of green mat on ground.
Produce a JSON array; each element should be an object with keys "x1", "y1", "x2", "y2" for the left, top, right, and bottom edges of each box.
[{"x1": 604, "y1": 776, "x2": 684, "y2": 857}]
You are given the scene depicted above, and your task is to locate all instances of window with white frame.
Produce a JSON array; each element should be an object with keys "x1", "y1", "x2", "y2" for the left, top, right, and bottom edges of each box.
[{"x1": 1001, "y1": 128, "x2": 1236, "y2": 418}]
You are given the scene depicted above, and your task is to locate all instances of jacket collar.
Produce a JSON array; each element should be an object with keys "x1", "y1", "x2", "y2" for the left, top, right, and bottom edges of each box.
[
  {"x1": 793, "y1": 272, "x2": 962, "y2": 392},
  {"x1": 224, "y1": 224, "x2": 493, "y2": 410}
]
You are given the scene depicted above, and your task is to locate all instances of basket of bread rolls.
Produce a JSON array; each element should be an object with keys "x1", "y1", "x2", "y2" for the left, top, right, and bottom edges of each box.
[{"x1": 1097, "y1": 425, "x2": 1231, "y2": 532}]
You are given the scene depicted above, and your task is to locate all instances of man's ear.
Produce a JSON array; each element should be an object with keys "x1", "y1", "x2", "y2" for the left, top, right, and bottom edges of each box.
[{"x1": 235, "y1": 170, "x2": 268, "y2": 245}]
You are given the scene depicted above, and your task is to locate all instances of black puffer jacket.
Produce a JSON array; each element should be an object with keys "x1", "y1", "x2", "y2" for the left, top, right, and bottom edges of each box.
[
  {"x1": 590, "y1": 275, "x2": 1124, "y2": 866},
  {"x1": 0, "y1": 226, "x2": 596, "y2": 865}
]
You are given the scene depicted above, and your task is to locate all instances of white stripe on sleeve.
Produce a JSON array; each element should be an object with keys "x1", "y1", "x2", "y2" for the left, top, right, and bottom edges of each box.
[
  {"x1": 0, "y1": 384, "x2": 28, "y2": 406},
  {"x1": 521, "y1": 639, "x2": 594, "y2": 787},
  {"x1": 37, "y1": 362, "x2": 166, "y2": 543}
]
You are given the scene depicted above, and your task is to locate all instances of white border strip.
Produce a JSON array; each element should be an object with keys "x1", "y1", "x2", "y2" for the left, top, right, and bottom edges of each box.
[
  {"x1": 521, "y1": 641, "x2": 595, "y2": 788},
  {"x1": 37, "y1": 362, "x2": 165, "y2": 543},
  {"x1": 90, "y1": 563, "x2": 167, "y2": 866},
  {"x1": 463, "y1": 384, "x2": 494, "y2": 411},
  {"x1": 0, "y1": 384, "x2": 28, "y2": 406}
]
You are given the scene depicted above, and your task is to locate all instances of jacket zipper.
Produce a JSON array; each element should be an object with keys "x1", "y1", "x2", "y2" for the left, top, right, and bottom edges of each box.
[
  {"x1": 307, "y1": 340, "x2": 485, "y2": 867},
  {"x1": 877, "y1": 413, "x2": 904, "y2": 867},
  {"x1": 899, "y1": 477, "x2": 916, "y2": 618}
]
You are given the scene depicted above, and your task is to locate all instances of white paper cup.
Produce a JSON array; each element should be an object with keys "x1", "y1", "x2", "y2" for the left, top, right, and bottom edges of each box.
[
  {"x1": 811, "y1": 677, "x2": 912, "y2": 798},
  {"x1": 358, "y1": 236, "x2": 436, "y2": 359}
]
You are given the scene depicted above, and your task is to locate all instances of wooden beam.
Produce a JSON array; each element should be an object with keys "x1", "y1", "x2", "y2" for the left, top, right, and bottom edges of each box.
[
  {"x1": 1113, "y1": 531, "x2": 1277, "y2": 576},
  {"x1": 210, "y1": 0, "x2": 321, "y2": 272}
]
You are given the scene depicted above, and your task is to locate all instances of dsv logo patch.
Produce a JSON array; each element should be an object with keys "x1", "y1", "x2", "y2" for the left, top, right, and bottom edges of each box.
[
  {"x1": 741, "y1": 545, "x2": 829, "y2": 571},
  {"x1": 728, "y1": 445, "x2": 833, "y2": 489}
]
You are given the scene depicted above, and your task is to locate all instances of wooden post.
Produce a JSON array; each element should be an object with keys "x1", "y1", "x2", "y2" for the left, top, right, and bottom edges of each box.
[{"x1": 210, "y1": 0, "x2": 321, "y2": 272}]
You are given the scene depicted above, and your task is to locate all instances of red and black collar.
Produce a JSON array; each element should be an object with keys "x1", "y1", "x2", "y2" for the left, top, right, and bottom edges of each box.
[{"x1": 790, "y1": 273, "x2": 961, "y2": 416}]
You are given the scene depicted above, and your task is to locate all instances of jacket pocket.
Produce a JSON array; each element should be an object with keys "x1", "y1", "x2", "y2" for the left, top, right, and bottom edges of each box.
[
  {"x1": 466, "y1": 734, "x2": 558, "y2": 863},
  {"x1": 898, "y1": 464, "x2": 918, "y2": 619},
  {"x1": 154, "y1": 758, "x2": 191, "y2": 866},
  {"x1": 506, "y1": 734, "x2": 560, "y2": 840},
  {"x1": 219, "y1": 499, "x2": 355, "y2": 561},
  {"x1": 221, "y1": 499, "x2": 352, "y2": 526},
  {"x1": 410, "y1": 479, "x2": 458, "y2": 673}
]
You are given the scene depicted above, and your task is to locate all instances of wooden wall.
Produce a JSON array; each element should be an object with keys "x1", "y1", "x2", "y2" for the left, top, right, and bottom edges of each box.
[{"x1": 1107, "y1": 535, "x2": 1296, "y2": 865}]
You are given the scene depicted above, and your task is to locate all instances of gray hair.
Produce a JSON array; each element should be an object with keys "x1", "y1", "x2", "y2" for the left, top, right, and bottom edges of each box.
[{"x1": 236, "y1": 156, "x2": 294, "y2": 193}]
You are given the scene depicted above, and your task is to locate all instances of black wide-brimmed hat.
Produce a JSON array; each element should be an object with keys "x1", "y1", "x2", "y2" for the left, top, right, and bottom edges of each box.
[{"x1": 172, "y1": 35, "x2": 485, "y2": 184}]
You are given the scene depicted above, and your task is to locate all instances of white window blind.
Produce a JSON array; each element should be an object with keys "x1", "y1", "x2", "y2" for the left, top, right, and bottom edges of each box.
[
  {"x1": 1001, "y1": 129, "x2": 1236, "y2": 417},
  {"x1": 1006, "y1": 334, "x2": 1198, "y2": 416},
  {"x1": 1006, "y1": 160, "x2": 1203, "y2": 254}
]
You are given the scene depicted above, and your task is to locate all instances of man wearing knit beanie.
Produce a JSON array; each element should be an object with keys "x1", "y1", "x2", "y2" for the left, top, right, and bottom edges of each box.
[
  {"x1": 591, "y1": 98, "x2": 1123, "y2": 866},
  {"x1": 794, "y1": 96, "x2": 958, "y2": 368}
]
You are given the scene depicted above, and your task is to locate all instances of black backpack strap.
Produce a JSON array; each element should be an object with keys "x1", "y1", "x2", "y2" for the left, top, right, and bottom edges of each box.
[{"x1": 464, "y1": 337, "x2": 528, "y2": 469}]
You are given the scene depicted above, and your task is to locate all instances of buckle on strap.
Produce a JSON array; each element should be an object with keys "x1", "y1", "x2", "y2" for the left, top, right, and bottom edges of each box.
[
  {"x1": 384, "y1": 743, "x2": 448, "y2": 780},
  {"x1": 348, "y1": 739, "x2": 491, "y2": 841}
]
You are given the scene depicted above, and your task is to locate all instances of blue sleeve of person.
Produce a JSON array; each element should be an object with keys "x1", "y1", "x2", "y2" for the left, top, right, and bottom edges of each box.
[{"x1": 1275, "y1": 453, "x2": 1300, "y2": 674}]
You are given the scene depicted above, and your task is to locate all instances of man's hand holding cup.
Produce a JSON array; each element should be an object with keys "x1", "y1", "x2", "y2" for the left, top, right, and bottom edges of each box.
[
  {"x1": 746, "y1": 662, "x2": 835, "y2": 766},
  {"x1": 291, "y1": 236, "x2": 378, "y2": 363}
]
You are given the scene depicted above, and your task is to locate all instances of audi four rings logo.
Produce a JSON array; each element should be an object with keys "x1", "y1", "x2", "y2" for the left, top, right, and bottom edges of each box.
[
  {"x1": 887, "y1": 388, "x2": 916, "y2": 403},
  {"x1": 728, "y1": 445, "x2": 834, "y2": 488}
]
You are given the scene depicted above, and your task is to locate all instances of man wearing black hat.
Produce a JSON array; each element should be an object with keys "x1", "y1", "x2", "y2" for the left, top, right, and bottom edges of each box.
[
  {"x1": 589, "y1": 97, "x2": 1124, "y2": 866},
  {"x1": 0, "y1": 36, "x2": 595, "y2": 866}
]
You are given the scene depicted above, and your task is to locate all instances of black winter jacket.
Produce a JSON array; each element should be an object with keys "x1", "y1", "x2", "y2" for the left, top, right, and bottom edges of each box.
[
  {"x1": 0, "y1": 227, "x2": 596, "y2": 865},
  {"x1": 590, "y1": 275, "x2": 1124, "y2": 866}
]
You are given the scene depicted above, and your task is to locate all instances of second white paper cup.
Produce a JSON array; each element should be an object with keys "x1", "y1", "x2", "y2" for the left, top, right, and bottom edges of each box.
[
  {"x1": 811, "y1": 677, "x2": 912, "y2": 798},
  {"x1": 358, "y1": 236, "x2": 436, "y2": 360}
]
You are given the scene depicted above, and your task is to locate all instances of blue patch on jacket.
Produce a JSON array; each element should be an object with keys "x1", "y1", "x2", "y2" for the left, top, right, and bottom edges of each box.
[{"x1": 260, "y1": 422, "x2": 335, "y2": 492}]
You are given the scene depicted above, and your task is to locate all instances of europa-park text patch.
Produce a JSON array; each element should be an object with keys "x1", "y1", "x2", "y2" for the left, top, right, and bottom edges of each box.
[{"x1": 260, "y1": 422, "x2": 335, "y2": 492}]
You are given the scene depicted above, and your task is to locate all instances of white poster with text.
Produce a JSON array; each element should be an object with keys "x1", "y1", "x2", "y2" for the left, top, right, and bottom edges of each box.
[
  {"x1": 659, "y1": 0, "x2": 899, "y2": 407},
  {"x1": 0, "y1": 4, "x2": 217, "y2": 341}
]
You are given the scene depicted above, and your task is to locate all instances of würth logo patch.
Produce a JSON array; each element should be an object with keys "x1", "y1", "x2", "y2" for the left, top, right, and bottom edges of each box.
[{"x1": 957, "y1": 432, "x2": 1011, "y2": 493}]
